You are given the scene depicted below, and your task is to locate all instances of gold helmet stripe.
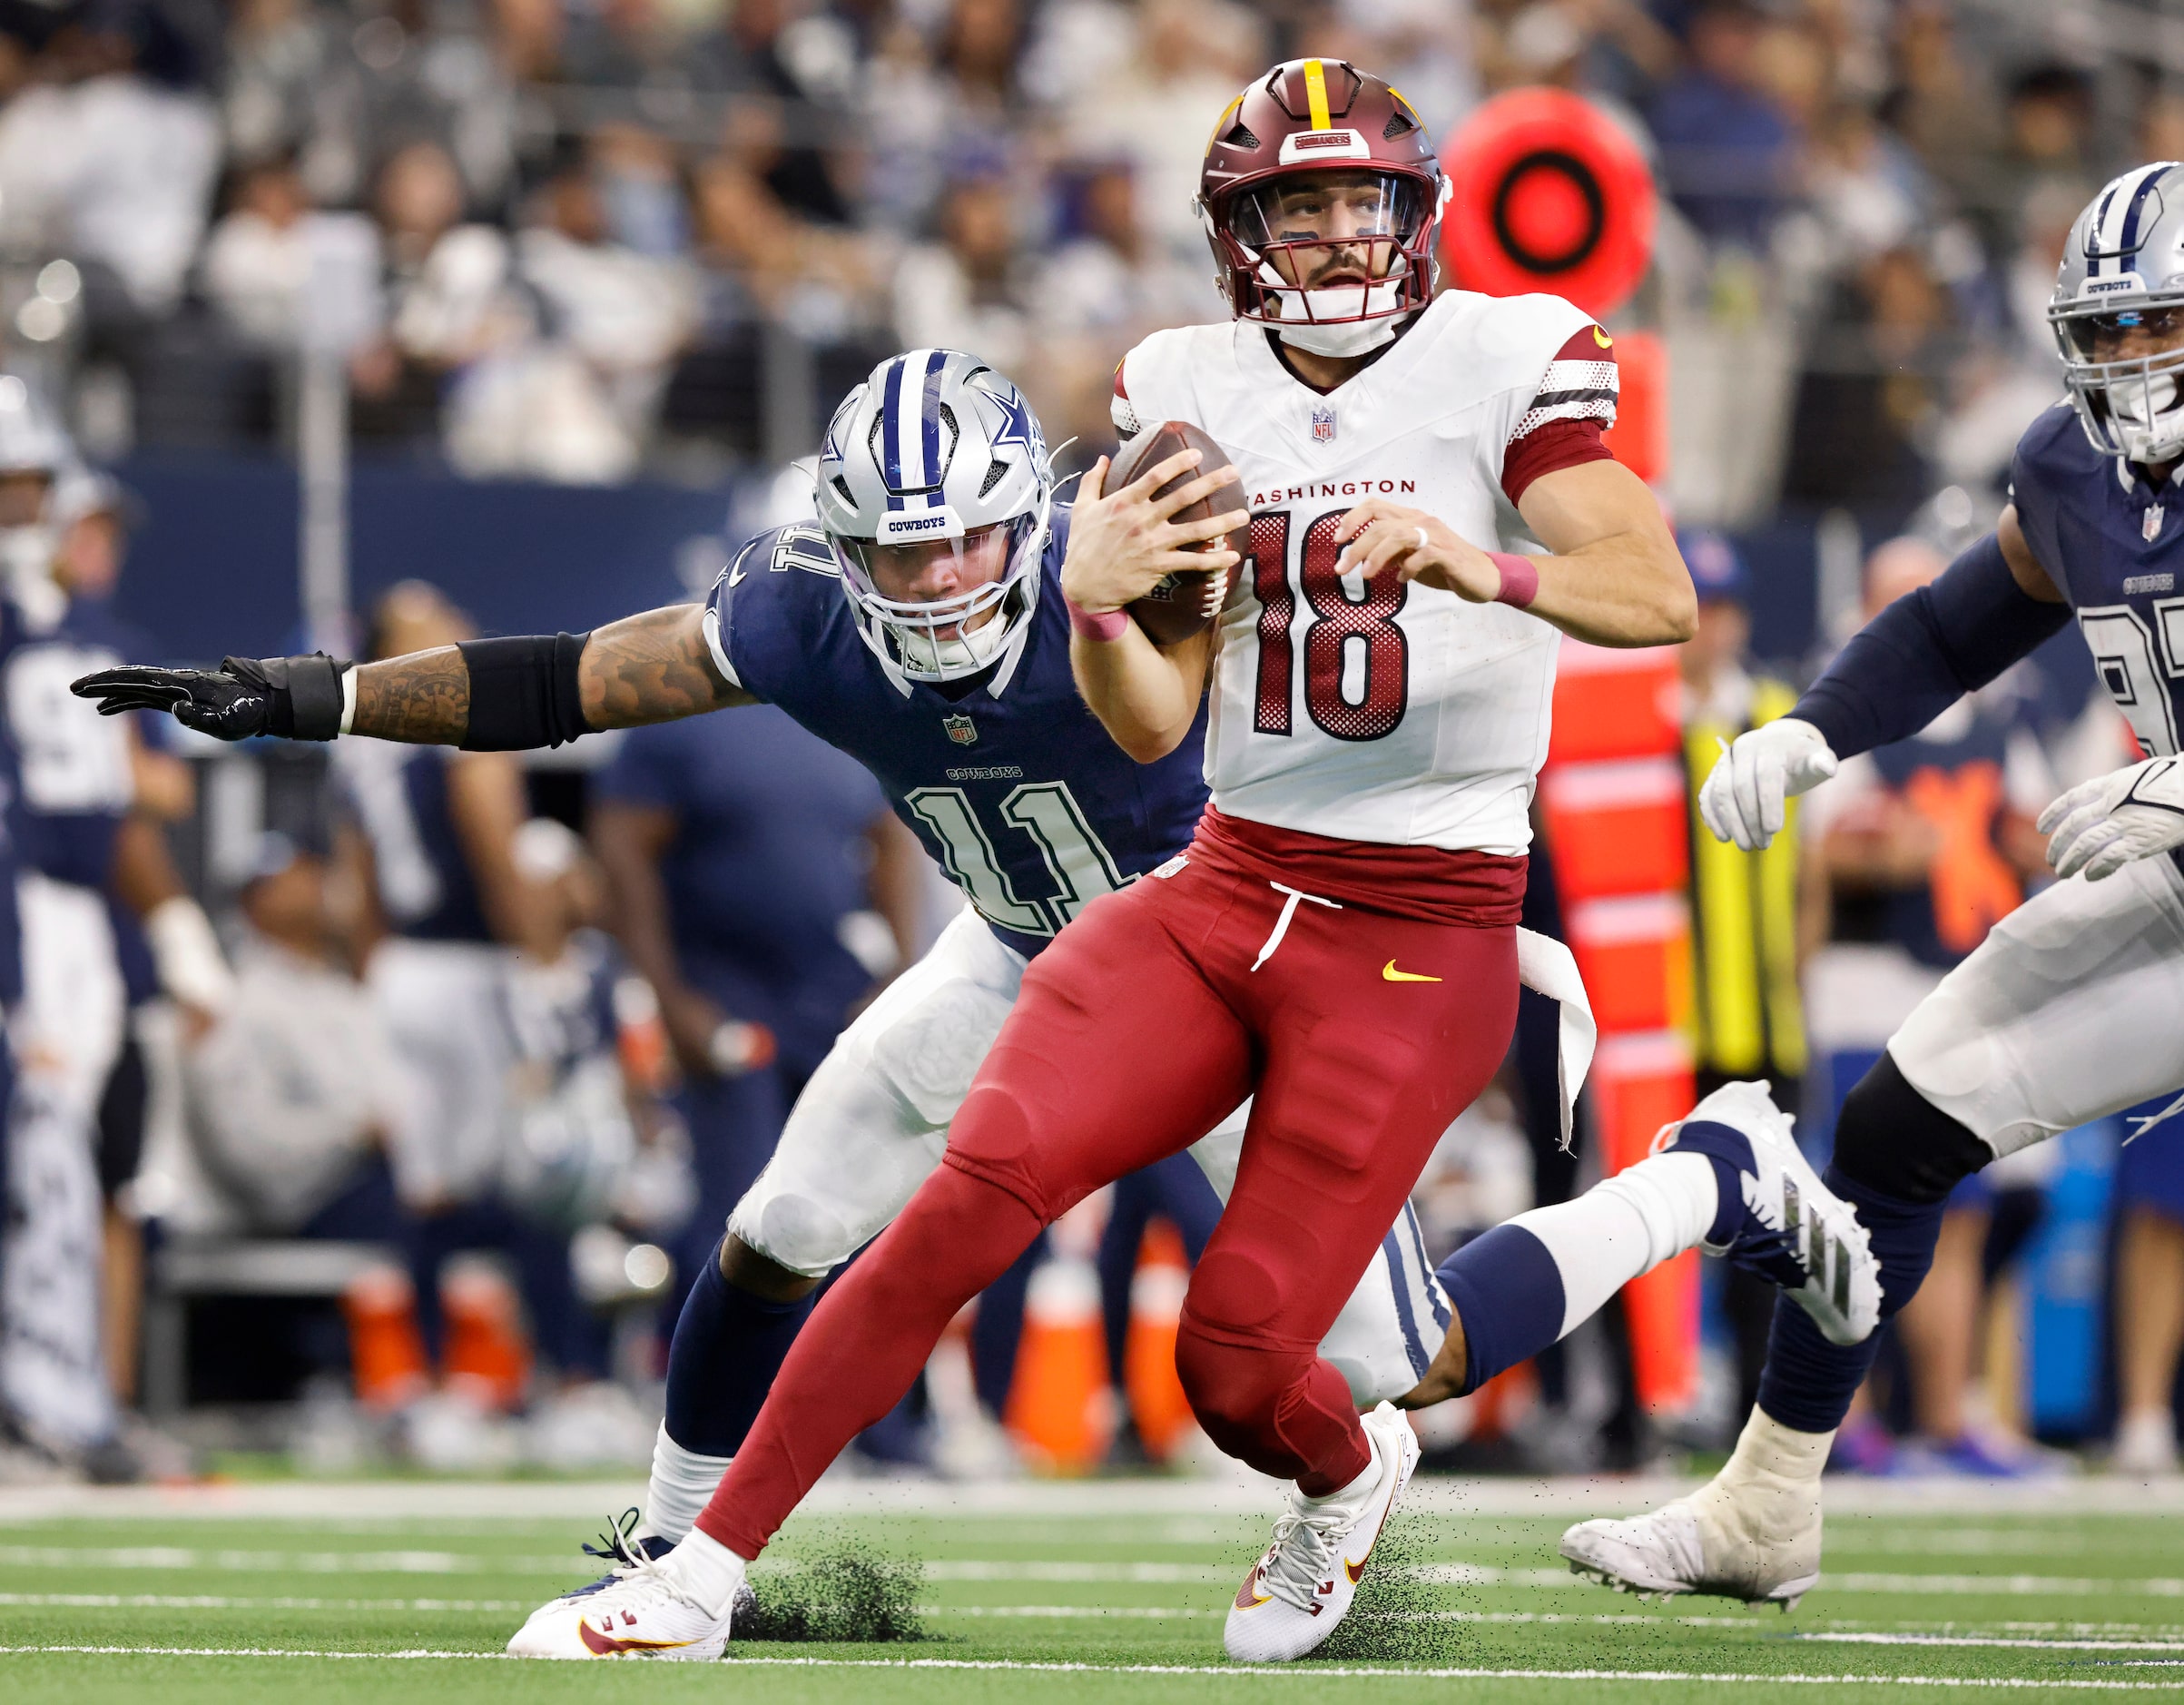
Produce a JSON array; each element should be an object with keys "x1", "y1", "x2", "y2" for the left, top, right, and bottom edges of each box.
[{"x1": 1304, "y1": 58, "x2": 1332, "y2": 132}]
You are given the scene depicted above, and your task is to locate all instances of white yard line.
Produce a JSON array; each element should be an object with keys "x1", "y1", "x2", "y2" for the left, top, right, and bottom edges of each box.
[
  {"x1": 0, "y1": 1646, "x2": 2181, "y2": 1686},
  {"x1": 1802, "y1": 1634, "x2": 2184, "y2": 1654},
  {"x1": 6, "y1": 1475, "x2": 2184, "y2": 1524}
]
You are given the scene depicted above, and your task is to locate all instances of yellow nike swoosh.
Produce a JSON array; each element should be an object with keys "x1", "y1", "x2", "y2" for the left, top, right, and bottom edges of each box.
[
  {"x1": 1382, "y1": 961, "x2": 1441, "y2": 983},
  {"x1": 1592, "y1": 324, "x2": 1613, "y2": 348}
]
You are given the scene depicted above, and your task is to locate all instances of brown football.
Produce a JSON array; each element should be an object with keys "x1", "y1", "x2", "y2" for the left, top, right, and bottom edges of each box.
[{"x1": 1106, "y1": 419, "x2": 1248, "y2": 646}]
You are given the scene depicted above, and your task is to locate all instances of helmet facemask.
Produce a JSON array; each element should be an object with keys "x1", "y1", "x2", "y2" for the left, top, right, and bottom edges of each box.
[
  {"x1": 1212, "y1": 167, "x2": 1440, "y2": 358},
  {"x1": 831, "y1": 510, "x2": 1046, "y2": 682},
  {"x1": 2051, "y1": 299, "x2": 2184, "y2": 466}
]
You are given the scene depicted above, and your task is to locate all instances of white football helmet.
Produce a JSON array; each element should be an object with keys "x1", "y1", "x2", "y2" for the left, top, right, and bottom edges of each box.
[
  {"x1": 2050, "y1": 161, "x2": 2184, "y2": 465},
  {"x1": 814, "y1": 349, "x2": 1052, "y2": 693}
]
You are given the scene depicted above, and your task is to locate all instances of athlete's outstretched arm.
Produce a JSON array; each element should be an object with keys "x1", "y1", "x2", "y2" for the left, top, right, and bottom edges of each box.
[
  {"x1": 1334, "y1": 459, "x2": 1697, "y2": 647},
  {"x1": 1062, "y1": 448, "x2": 1240, "y2": 763},
  {"x1": 73, "y1": 603, "x2": 753, "y2": 746}
]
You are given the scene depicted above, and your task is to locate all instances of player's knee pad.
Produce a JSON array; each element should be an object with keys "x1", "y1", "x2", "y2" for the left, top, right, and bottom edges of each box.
[
  {"x1": 1834, "y1": 1051, "x2": 1992, "y2": 1205},
  {"x1": 729, "y1": 1185, "x2": 858, "y2": 1282},
  {"x1": 1172, "y1": 1321, "x2": 1291, "y2": 1440}
]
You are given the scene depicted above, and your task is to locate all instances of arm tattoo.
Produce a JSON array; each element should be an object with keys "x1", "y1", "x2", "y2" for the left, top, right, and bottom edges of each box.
[
  {"x1": 351, "y1": 646, "x2": 470, "y2": 744},
  {"x1": 581, "y1": 605, "x2": 752, "y2": 729}
]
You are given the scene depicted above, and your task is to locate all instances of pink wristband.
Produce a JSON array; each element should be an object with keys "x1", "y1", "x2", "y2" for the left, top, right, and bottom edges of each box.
[
  {"x1": 1067, "y1": 596, "x2": 1130, "y2": 641},
  {"x1": 1488, "y1": 551, "x2": 1540, "y2": 609}
]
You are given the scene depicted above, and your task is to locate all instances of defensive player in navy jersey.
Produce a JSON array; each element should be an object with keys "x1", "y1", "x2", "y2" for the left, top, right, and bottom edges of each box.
[{"x1": 1561, "y1": 160, "x2": 2184, "y2": 1604}]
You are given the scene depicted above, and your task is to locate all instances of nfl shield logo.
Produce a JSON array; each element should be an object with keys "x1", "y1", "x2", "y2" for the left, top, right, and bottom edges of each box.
[
  {"x1": 942, "y1": 713, "x2": 978, "y2": 745},
  {"x1": 1311, "y1": 405, "x2": 1337, "y2": 444},
  {"x1": 2149, "y1": 504, "x2": 2167, "y2": 542}
]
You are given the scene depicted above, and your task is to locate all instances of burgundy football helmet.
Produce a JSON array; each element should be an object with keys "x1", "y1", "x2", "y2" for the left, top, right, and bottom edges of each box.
[{"x1": 1197, "y1": 58, "x2": 1448, "y2": 355}]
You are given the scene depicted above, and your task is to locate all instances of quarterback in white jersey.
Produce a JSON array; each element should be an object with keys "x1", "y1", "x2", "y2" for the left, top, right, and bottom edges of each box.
[{"x1": 1115, "y1": 290, "x2": 1618, "y2": 852}]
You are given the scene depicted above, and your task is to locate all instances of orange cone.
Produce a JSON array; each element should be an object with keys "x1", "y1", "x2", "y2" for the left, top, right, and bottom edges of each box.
[
  {"x1": 1123, "y1": 1218, "x2": 1193, "y2": 1461},
  {"x1": 438, "y1": 1258, "x2": 532, "y2": 1411},
  {"x1": 1002, "y1": 1254, "x2": 1114, "y2": 1473},
  {"x1": 341, "y1": 1264, "x2": 428, "y2": 1412}
]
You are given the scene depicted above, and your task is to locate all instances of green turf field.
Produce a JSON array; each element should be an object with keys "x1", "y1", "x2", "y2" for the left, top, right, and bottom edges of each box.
[{"x1": 0, "y1": 1477, "x2": 2179, "y2": 1703}]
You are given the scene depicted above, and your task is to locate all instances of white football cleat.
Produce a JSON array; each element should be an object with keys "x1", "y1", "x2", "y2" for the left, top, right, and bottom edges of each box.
[
  {"x1": 1560, "y1": 1407, "x2": 1828, "y2": 1609},
  {"x1": 1660, "y1": 1079, "x2": 1880, "y2": 1345},
  {"x1": 509, "y1": 1513, "x2": 756, "y2": 1651},
  {"x1": 1224, "y1": 1402, "x2": 1420, "y2": 1663},
  {"x1": 506, "y1": 1542, "x2": 736, "y2": 1660}
]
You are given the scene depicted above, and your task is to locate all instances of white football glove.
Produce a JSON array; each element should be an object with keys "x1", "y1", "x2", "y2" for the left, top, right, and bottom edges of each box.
[
  {"x1": 1697, "y1": 717, "x2": 1839, "y2": 852},
  {"x1": 2037, "y1": 754, "x2": 2184, "y2": 881}
]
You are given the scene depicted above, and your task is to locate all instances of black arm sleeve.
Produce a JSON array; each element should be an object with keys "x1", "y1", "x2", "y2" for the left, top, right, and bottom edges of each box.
[
  {"x1": 456, "y1": 632, "x2": 594, "y2": 751},
  {"x1": 1792, "y1": 532, "x2": 2071, "y2": 761}
]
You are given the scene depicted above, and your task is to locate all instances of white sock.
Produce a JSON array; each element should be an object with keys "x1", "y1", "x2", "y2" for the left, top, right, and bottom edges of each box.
[
  {"x1": 642, "y1": 1424, "x2": 733, "y2": 1546},
  {"x1": 664, "y1": 1525, "x2": 749, "y2": 1618},
  {"x1": 1718, "y1": 1404, "x2": 1833, "y2": 1490},
  {"x1": 1505, "y1": 1151, "x2": 1719, "y2": 1336}
]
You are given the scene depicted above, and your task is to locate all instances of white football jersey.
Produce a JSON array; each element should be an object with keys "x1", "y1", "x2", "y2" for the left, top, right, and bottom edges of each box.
[{"x1": 1115, "y1": 290, "x2": 1613, "y2": 854}]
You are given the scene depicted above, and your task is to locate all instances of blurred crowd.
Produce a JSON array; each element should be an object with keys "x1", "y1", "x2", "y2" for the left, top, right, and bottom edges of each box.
[{"x1": 0, "y1": 0, "x2": 2173, "y2": 511}]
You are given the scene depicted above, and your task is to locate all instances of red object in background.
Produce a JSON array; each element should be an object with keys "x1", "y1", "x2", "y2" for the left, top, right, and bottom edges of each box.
[
  {"x1": 439, "y1": 1259, "x2": 532, "y2": 1411},
  {"x1": 1601, "y1": 329, "x2": 1668, "y2": 484},
  {"x1": 1547, "y1": 642, "x2": 1681, "y2": 767},
  {"x1": 1123, "y1": 1218, "x2": 1195, "y2": 1461},
  {"x1": 1589, "y1": 1031, "x2": 1702, "y2": 1413},
  {"x1": 1565, "y1": 893, "x2": 1693, "y2": 1034},
  {"x1": 341, "y1": 1265, "x2": 428, "y2": 1412},
  {"x1": 1441, "y1": 88, "x2": 1657, "y2": 320},
  {"x1": 1541, "y1": 759, "x2": 1689, "y2": 900}
]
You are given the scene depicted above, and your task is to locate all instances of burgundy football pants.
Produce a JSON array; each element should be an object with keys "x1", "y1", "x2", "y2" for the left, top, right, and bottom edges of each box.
[{"x1": 695, "y1": 847, "x2": 1517, "y2": 1560}]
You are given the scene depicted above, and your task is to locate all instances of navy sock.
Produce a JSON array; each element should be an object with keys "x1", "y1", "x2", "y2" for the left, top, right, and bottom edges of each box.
[
  {"x1": 1433, "y1": 1224, "x2": 1567, "y2": 1394},
  {"x1": 662, "y1": 1240, "x2": 815, "y2": 1458},
  {"x1": 1659, "y1": 1119, "x2": 1754, "y2": 1246},
  {"x1": 1754, "y1": 1167, "x2": 1947, "y2": 1434}
]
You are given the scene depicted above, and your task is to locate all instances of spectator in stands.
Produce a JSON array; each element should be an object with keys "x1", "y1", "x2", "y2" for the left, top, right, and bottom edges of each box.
[
  {"x1": 0, "y1": 8, "x2": 220, "y2": 316},
  {"x1": 2112, "y1": 1129, "x2": 2184, "y2": 1478},
  {"x1": 894, "y1": 170, "x2": 1033, "y2": 379},
  {"x1": 1645, "y1": 0, "x2": 1795, "y2": 252},
  {"x1": 1797, "y1": 537, "x2": 2060, "y2": 1476},
  {"x1": 183, "y1": 835, "x2": 407, "y2": 1246},
  {"x1": 1781, "y1": 243, "x2": 1957, "y2": 508},
  {"x1": 202, "y1": 157, "x2": 383, "y2": 355}
]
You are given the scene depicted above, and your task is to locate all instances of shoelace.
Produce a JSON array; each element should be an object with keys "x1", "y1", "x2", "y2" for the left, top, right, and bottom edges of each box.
[
  {"x1": 581, "y1": 1507, "x2": 646, "y2": 1573},
  {"x1": 1256, "y1": 1503, "x2": 1353, "y2": 1613}
]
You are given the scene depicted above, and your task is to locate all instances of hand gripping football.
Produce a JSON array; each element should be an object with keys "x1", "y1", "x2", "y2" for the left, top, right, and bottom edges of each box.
[{"x1": 1106, "y1": 420, "x2": 1249, "y2": 646}]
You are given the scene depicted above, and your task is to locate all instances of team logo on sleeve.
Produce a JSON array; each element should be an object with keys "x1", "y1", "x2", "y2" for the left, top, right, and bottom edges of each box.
[
  {"x1": 1312, "y1": 405, "x2": 1338, "y2": 444},
  {"x1": 942, "y1": 713, "x2": 979, "y2": 745}
]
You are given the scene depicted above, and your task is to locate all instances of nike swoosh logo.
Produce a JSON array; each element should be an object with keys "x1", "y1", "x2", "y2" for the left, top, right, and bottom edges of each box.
[
  {"x1": 577, "y1": 1620, "x2": 697, "y2": 1656},
  {"x1": 1382, "y1": 961, "x2": 1441, "y2": 982},
  {"x1": 728, "y1": 561, "x2": 751, "y2": 586},
  {"x1": 1233, "y1": 1562, "x2": 1271, "y2": 1611},
  {"x1": 1343, "y1": 1464, "x2": 1406, "y2": 1584}
]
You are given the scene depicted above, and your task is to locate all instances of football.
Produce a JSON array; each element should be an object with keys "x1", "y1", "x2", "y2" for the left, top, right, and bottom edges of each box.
[{"x1": 1104, "y1": 419, "x2": 1249, "y2": 646}]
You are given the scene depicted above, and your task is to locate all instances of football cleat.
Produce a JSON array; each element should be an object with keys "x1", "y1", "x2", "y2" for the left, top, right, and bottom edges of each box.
[
  {"x1": 1224, "y1": 1402, "x2": 1420, "y2": 1663},
  {"x1": 1560, "y1": 1408, "x2": 1828, "y2": 1609},
  {"x1": 512, "y1": 1511, "x2": 759, "y2": 1645},
  {"x1": 1658, "y1": 1079, "x2": 1880, "y2": 1345},
  {"x1": 506, "y1": 1521, "x2": 737, "y2": 1660}
]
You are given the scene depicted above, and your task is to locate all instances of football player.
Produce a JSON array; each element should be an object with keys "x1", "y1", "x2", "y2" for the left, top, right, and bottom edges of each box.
[
  {"x1": 1559, "y1": 159, "x2": 2184, "y2": 1606},
  {"x1": 75, "y1": 348, "x2": 1475, "y2": 1591},
  {"x1": 81, "y1": 299, "x2": 1875, "y2": 1661},
  {"x1": 215, "y1": 59, "x2": 1870, "y2": 1664}
]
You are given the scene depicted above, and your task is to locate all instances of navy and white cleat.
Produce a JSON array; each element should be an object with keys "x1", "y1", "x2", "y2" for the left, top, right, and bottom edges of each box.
[{"x1": 1658, "y1": 1080, "x2": 1880, "y2": 1345}]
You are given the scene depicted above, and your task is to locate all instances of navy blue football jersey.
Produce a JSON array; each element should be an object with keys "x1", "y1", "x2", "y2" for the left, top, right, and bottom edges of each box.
[
  {"x1": 2012, "y1": 400, "x2": 2184, "y2": 757},
  {"x1": 0, "y1": 592, "x2": 134, "y2": 891},
  {"x1": 704, "y1": 510, "x2": 1210, "y2": 961}
]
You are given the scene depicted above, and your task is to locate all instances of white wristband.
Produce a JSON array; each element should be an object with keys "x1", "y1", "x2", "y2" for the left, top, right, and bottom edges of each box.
[
  {"x1": 339, "y1": 667, "x2": 358, "y2": 735},
  {"x1": 144, "y1": 896, "x2": 236, "y2": 1015}
]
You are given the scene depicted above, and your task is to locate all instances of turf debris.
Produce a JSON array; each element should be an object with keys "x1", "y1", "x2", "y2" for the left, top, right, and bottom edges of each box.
[{"x1": 737, "y1": 1540, "x2": 928, "y2": 1644}]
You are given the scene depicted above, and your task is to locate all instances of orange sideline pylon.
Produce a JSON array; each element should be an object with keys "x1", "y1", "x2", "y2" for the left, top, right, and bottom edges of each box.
[
  {"x1": 1003, "y1": 1254, "x2": 1114, "y2": 1473},
  {"x1": 1590, "y1": 1030, "x2": 1701, "y2": 1412},
  {"x1": 1123, "y1": 1219, "x2": 1194, "y2": 1460},
  {"x1": 438, "y1": 1258, "x2": 532, "y2": 1411}
]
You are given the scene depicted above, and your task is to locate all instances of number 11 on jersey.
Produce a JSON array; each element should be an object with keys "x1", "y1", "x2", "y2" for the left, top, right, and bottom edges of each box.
[{"x1": 1248, "y1": 509, "x2": 1412, "y2": 744}]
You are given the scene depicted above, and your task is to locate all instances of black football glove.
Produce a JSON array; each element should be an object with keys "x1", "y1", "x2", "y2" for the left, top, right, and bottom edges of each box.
[{"x1": 70, "y1": 653, "x2": 349, "y2": 742}]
